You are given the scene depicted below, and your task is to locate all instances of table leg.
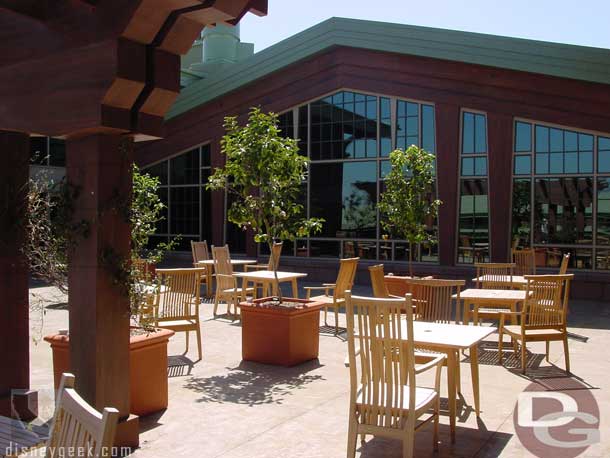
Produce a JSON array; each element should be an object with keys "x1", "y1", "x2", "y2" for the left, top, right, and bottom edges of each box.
[
  {"x1": 447, "y1": 350, "x2": 457, "y2": 443},
  {"x1": 511, "y1": 302, "x2": 517, "y2": 325},
  {"x1": 470, "y1": 344, "x2": 480, "y2": 417},
  {"x1": 472, "y1": 302, "x2": 479, "y2": 326},
  {"x1": 291, "y1": 279, "x2": 299, "y2": 299},
  {"x1": 462, "y1": 300, "x2": 471, "y2": 325}
]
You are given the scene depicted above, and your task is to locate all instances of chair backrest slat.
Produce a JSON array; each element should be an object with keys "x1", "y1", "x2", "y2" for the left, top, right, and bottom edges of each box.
[
  {"x1": 155, "y1": 268, "x2": 203, "y2": 319},
  {"x1": 512, "y1": 249, "x2": 536, "y2": 275},
  {"x1": 475, "y1": 262, "x2": 515, "y2": 289},
  {"x1": 558, "y1": 253, "x2": 571, "y2": 274},
  {"x1": 334, "y1": 258, "x2": 359, "y2": 299},
  {"x1": 47, "y1": 373, "x2": 119, "y2": 458},
  {"x1": 404, "y1": 278, "x2": 464, "y2": 323},
  {"x1": 212, "y1": 245, "x2": 235, "y2": 290},
  {"x1": 523, "y1": 274, "x2": 573, "y2": 329},
  {"x1": 368, "y1": 264, "x2": 390, "y2": 298},
  {"x1": 346, "y1": 293, "x2": 416, "y2": 427},
  {"x1": 191, "y1": 240, "x2": 209, "y2": 265}
]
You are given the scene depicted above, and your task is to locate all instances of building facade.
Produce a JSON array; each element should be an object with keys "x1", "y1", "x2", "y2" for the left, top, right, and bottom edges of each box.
[{"x1": 136, "y1": 18, "x2": 610, "y2": 299}]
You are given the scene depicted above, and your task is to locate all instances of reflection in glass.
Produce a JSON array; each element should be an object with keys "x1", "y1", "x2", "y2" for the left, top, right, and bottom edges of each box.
[
  {"x1": 170, "y1": 148, "x2": 199, "y2": 184},
  {"x1": 597, "y1": 178, "x2": 610, "y2": 246},
  {"x1": 309, "y1": 240, "x2": 340, "y2": 258},
  {"x1": 170, "y1": 187, "x2": 199, "y2": 235},
  {"x1": 598, "y1": 137, "x2": 610, "y2": 173},
  {"x1": 514, "y1": 155, "x2": 531, "y2": 175},
  {"x1": 310, "y1": 161, "x2": 377, "y2": 239},
  {"x1": 511, "y1": 179, "x2": 531, "y2": 246},
  {"x1": 462, "y1": 112, "x2": 487, "y2": 154},
  {"x1": 534, "y1": 178, "x2": 593, "y2": 245},
  {"x1": 534, "y1": 125, "x2": 594, "y2": 174},
  {"x1": 458, "y1": 179, "x2": 489, "y2": 263}
]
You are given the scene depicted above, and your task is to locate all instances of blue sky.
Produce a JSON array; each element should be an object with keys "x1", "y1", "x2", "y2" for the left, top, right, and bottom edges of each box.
[{"x1": 240, "y1": 0, "x2": 610, "y2": 52}]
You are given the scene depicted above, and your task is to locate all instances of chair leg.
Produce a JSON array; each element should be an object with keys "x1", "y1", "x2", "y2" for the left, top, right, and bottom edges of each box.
[
  {"x1": 185, "y1": 330, "x2": 190, "y2": 354},
  {"x1": 196, "y1": 324, "x2": 202, "y2": 361},
  {"x1": 455, "y1": 353, "x2": 462, "y2": 395},
  {"x1": 402, "y1": 422, "x2": 415, "y2": 458},
  {"x1": 324, "y1": 306, "x2": 328, "y2": 326},
  {"x1": 335, "y1": 307, "x2": 339, "y2": 335},
  {"x1": 433, "y1": 398, "x2": 440, "y2": 451},
  {"x1": 545, "y1": 341, "x2": 550, "y2": 362},
  {"x1": 213, "y1": 293, "x2": 220, "y2": 317},
  {"x1": 521, "y1": 340, "x2": 527, "y2": 374},
  {"x1": 346, "y1": 410, "x2": 358, "y2": 458},
  {"x1": 563, "y1": 336, "x2": 571, "y2": 373}
]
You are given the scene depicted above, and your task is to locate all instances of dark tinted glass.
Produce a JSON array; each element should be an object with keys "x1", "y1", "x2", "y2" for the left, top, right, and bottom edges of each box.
[
  {"x1": 534, "y1": 178, "x2": 593, "y2": 244},
  {"x1": 535, "y1": 126, "x2": 549, "y2": 153},
  {"x1": 277, "y1": 110, "x2": 294, "y2": 138},
  {"x1": 155, "y1": 187, "x2": 168, "y2": 234},
  {"x1": 396, "y1": 101, "x2": 419, "y2": 152},
  {"x1": 461, "y1": 157, "x2": 474, "y2": 176},
  {"x1": 145, "y1": 161, "x2": 168, "y2": 186},
  {"x1": 310, "y1": 161, "x2": 377, "y2": 239},
  {"x1": 309, "y1": 240, "x2": 340, "y2": 258},
  {"x1": 201, "y1": 169, "x2": 212, "y2": 243},
  {"x1": 597, "y1": 178, "x2": 610, "y2": 246},
  {"x1": 49, "y1": 139, "x2": 66, "y2": 167},
  {"x1": 30, "y1": 137, "x2": 48, "y2": 165},
  {"x1": 170, "y1": 148, "x2": 199, "y2": 185},
  {"x1": 380, "y1": 97, "x2": 392, "y2": 157},
  {"x1": 170, "y1": 186, "x2": 199, "y2": 235},
  {"x1": 343, "y1": 241, "x2": 377, "y2": 259},
  {"x1": 201, "y1": 144, "x2": 211, "y2": 168},
  {"x1": 298, "y1": 105, "x2": 308, "y2": 154},
  {"x1": 514, "y1": 122, "x2": 532, "y2": 152}
]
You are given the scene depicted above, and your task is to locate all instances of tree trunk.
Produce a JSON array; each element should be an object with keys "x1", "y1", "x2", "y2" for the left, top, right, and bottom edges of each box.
[{"x1": 269, "y1": 241, "x2": 282, "y2": 303}]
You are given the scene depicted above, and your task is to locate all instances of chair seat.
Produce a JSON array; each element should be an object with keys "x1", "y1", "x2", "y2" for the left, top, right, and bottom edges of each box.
[
  {"x1": 156, "y1": 319, "x2": 198, "y2": 329},
  {"x1": 503, "y1": 325, "x2": 564, "y2": 338},
  {"x1": 356, "y1": 385, "x2": 437, "y2": 413}
]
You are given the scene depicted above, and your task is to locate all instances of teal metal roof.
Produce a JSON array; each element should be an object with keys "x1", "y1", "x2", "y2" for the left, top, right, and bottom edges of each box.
[{"x1": 168, "y1": 17, "x2": 610, "y2": 119}]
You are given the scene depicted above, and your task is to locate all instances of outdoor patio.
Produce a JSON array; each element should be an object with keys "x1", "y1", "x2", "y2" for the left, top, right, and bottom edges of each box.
[{"x1": 28, "y1": 281, "x2": 610, "y2": 458}]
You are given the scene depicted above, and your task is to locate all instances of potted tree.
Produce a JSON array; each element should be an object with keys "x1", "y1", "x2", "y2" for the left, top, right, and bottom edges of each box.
[
  {"x1": 31, "y1": 164, "x2": 177, "y2": 416},
  {"x1": 378, "y1": 146, "x2": 441, "y2": 294},
  {"x1": 207, "y1": 107, "x2": 324, "y2": 366}
]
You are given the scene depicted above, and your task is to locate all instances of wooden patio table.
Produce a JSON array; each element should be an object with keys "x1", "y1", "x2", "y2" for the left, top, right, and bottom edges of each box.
[
  {"x1": 197, "y1": 259, "x2": 256, "y2": 296},
  {"x1": 471, "y1": 274, "x2": 528, "y2": 289},
  {"x1": 455, "y1": 288, "x2": 530, "y2": 325},
  {"x1": 233, "y1": 270, "x2": 307, "y2": 298},
  {"x1": 400, "y1": 321, "x2": 495, "y2": 443}
]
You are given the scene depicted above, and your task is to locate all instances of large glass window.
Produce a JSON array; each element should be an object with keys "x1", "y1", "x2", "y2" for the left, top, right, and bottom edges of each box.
[
  {"x1": 511, "y1": 120, "x2": 610, "y2": 269},
  {"x1": 280, "y1": 90, "x2": 438, "y2": 262},
  {"x1": 29, "y1": 137, "x2": 66, "y2": 167},
  {"x1": 457, "y1": 111, "x2": 489, "y2": 263},
  {"x1": 143, "y1": 144, "x2": 212, "y2": 251}
]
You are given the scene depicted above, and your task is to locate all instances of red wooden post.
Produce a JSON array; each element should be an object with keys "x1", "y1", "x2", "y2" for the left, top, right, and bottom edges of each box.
[
  {"x1": 0, "y1": 131, "x2": 36, "y2": 419},
  {"x1": 66, "y1": 133, "x2": 138, "y2": 446}
]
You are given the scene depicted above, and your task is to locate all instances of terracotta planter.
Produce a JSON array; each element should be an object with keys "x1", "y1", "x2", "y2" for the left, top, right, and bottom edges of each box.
[
  {"x1": 240, "y1": 297, "x2": 324, "y2": 366},
  {"x1": 383, "y1": 275, "x2": 434, "y2": 297},
  {"x1": 44, "y1": 327, "x2": 174, "y2": 416}
]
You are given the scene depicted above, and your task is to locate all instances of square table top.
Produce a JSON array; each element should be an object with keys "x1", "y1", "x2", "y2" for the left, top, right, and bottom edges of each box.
[
  {"x1": 454, "y1": 288, "x2": 529, "y2": 302},
  {"x1": 404, "y1": 321, "x2": 496, "y2": 349},
  {"x1": 232, "y1": 270, "x2": 307, "y2": 281}
]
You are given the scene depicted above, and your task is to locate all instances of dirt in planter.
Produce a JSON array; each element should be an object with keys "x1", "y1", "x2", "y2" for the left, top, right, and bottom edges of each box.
[{"x1": 255, "y1": 300, "x2": 307, "y2": 309}]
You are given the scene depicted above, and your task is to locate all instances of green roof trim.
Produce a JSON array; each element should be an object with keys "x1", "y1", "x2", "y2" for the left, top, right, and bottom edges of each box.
[{"x1": 168, "y1": 17, "x2": 610, "y2": 119}]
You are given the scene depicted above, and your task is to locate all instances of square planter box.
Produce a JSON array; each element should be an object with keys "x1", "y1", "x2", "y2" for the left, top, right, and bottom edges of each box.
[{"x1": 240, "y1": 297, "x2": 324, "y2": 366}]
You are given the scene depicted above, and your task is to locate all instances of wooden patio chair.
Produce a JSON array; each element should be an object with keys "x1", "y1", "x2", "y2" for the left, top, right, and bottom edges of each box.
[
  {"x1": 245, "y1": 241, "x2": 283, "y2": 297},
  {"x1": 191, "y1": 240, "x2": 211, "y2": 294},
  {"x1": 498, "y1": 274, "x2": 574, "y2": 373},
  {"x1": 304, "y1": 257, "x2": 359, "y2": 335},
  {"x1": 475, "y1": 262, "x2": 516, "y2": 289},
  {"x1": 345, "y1": 292, "x2": 443, "y2": 458},
  {"x1": 472, "y1": 263, "x2": 517, "y2": 326},
  {"x1": 404, "y1": 278, "x2": 467, "y2": 395},
  {"x1": 46, "y1": 373, "x2": 119, "y2": 458},
  {"x1": 558, "y1": 253, "x2": 571, "y2": 274},
  {"x1": 154, "y1": 268, "x2": 205, "y2": 360},
  {"x1": 368, "y1": 264, "x2": 398, "y2": 298},
  {"x1": 211, "y1": 245, "x2": 255, "y2": 320},
  {"x1": 512, "y1": 248, "x2": 536, "y2": 275}
]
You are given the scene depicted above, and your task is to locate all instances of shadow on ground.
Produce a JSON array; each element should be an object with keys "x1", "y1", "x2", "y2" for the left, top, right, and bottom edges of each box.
[{"x1": 183, "y1": 359, "x2": 325, "y2": 406}]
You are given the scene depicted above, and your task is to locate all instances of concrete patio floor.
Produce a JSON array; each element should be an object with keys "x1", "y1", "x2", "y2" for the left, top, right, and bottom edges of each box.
[{"x1": 27, "y1": 282, "x2": 610, "y2": 458}]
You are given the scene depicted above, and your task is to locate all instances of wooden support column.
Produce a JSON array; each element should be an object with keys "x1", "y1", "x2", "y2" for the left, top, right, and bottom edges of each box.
[
  {"x1": 66, "y1": 133, "x2": 138, "y2": 446},
  {"x1": 0, "y1": 131, "x2": 34, "y2": 418},
  {"x1": 435, "y1": 103, "x2": 461, "y2": 267},
  {"x1": 487, "y1": 112, "x2": 513, "y2": 262}
]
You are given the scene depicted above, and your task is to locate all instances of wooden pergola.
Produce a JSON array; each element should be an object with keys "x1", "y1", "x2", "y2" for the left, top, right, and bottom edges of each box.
[{"x1": 0, "y1": 0, "x2": 267, "y2": 446}]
